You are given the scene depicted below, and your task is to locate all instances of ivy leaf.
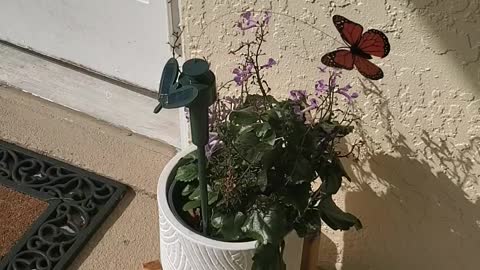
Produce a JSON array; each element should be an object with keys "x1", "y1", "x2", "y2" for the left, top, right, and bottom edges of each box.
[
  {"x1": 252, "y1": 243, "x2": 286, "y2": 270},
  {"x1": 175, "y1": 163, "x2": 197, "y2": 182},
  {"x1": 319, "y1": 196, "x2": 362, "y2": 230},
  {"x1": 241, "y1": 201, "x2": 287, "y2": 245}
]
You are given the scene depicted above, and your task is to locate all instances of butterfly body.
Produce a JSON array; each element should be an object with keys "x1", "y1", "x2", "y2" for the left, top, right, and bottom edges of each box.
[
  {"x1": 350, "y1": 45, "x2": 372, "y2": 60},
  {"x1": 321, "y1": 15, "x2": 390, "y2": 80}
]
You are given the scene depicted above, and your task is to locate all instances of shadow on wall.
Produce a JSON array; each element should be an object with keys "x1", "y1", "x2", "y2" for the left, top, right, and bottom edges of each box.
[
  {"x1": 342, "y1": 145, "x2": 480, "y2": 270},
  {"x1": 404, "y1": 0, "x2": 479, "y2": 90},
  {"x1": 336, "y1": 79, "x2": 480, "y2": 268},
  {"x1": 317, "y1": 233, "x2": 339, "y2": 270}
]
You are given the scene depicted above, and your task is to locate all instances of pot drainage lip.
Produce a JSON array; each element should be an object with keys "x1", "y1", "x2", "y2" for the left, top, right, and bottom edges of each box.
[{"x1": 0, "y1": 140, "x2": 127, "y2": 270}]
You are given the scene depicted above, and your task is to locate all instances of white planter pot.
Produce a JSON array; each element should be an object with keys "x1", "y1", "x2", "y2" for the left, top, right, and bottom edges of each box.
[{"x1": 157, "y1": 145, "x2": 304, "y2": 270}]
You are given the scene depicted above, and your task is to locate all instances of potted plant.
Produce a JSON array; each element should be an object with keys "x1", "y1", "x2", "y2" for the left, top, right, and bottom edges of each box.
[{"x1": 157, "y1": 11, "x2": 390, "y2": 270}]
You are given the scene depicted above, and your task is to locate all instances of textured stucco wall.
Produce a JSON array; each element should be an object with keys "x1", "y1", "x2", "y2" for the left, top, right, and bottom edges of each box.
[{"x1": 180, "y1": 0, "x2": 480, "y2": 269}]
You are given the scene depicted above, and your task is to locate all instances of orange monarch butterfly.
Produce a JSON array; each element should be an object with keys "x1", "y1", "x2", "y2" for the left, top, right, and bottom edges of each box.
[{"x1": 321, "y1": 15, "x2": 390, "y2": 80}]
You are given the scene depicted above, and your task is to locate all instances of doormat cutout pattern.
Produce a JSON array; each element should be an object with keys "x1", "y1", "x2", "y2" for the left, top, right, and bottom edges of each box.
[{"x1": 0, "y1": 140, "x2": 127, "y2": 270}]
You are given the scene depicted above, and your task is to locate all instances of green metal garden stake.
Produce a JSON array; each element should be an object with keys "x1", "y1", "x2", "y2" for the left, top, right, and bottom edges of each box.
[{"x1": 154, "y1": 58, "x2": 216, "y2": 235}]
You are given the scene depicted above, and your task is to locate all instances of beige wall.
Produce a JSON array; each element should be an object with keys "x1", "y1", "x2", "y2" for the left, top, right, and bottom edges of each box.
[{"x1": 181, "y1": 0, "x2": 480, "y2": 269}]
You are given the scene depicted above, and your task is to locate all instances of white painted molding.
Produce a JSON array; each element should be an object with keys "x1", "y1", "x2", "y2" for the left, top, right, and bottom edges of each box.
[
  {"x1": 0, "y1": 0, "x2": 172, "y2": 90},
  {"x1": 0, "y1": 43, "x2": 182, "y2": 148}
]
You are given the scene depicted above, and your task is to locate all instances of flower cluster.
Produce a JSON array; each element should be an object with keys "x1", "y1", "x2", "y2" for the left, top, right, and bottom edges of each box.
[
  {"x1": 232, "y1": 58, "x2": 276, "y2": 86},
  {"x1": 289, "y1": 66, "x2": 359, "y2": 123},
  {"x1": 236, "y1": 11, "x2": 272, "y2": 31}
]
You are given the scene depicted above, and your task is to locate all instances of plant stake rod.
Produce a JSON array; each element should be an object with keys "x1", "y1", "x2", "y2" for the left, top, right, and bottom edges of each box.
[{"x1": 154, "y1": 58, "x2": 217, "y2": 235}]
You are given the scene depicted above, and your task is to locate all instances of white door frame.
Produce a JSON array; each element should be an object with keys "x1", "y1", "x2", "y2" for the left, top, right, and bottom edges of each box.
[{"x1": 0, "y1": 0, "x2": 189, "y2": 149}]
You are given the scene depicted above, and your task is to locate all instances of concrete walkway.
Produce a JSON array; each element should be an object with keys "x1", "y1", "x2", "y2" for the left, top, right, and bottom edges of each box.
[{"x1": 0, "y1": 86, "x2": 175, "y2": 269}]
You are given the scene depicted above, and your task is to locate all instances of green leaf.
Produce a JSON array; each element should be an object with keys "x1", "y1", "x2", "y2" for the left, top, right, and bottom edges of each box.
[
  {"x1": 289, "y1": 155, "x2": 315, "y2": 184},
  {"x1": 208, "y1": 191, "x2": 219, "y2": 205},
  {"x1": 319, "y1": 158, "x2": 349, "y2": 195},
  {"x1": 235, "y1": 131, "x2": 273, "y2": 163},
  {"x1": 244, "y1": 94, "x2": 278, "y2": 108},
  {"x1": 229, "y1": 107, "x2": 258, "y2": 125},
  {"x1": 334, "y1": 156, "x2": 352, "y2": 181},
  {"x1": 182, "y1": 200, "x2": 200, "y2": 211},
  {"x1": 188, "y1": 186, "x2": 200, "y2": 200},
  {"x1": 319, "y1": 121, "x2": 337, "y2": 134},
  {"x1": 255, "y1": 122, "x2": 270, "y2": 138},
  {"x1": 319, "y1": 196, "x2": 362, "y2": 230},
  {"x1": 188, "y1": 185, "x2": 216, "y2": 202},
  {"x1": 241, "y1": 200, "x2": 287, "y2": 245},
  {"x1": 282, "y1": 183, "x2": 310, "y2": 212},
  {"x1": 252, "y1": 243, "x2": 286, "y2": 270},
  {"x1": 175, "y1": 163, "x2": 197, "y2": 182},
  {"x1": 181, "y1": 184, "x2": 197, "y2": 196},
  {"x1": 294, "y1": 207, "x2": 322, "y2": 237},
  {"x1": 211, "y1": 211, "x2": 246, "y2": 241},
  {"x1": 257, "y1": 169, "x2": 268, "y2": 192}
]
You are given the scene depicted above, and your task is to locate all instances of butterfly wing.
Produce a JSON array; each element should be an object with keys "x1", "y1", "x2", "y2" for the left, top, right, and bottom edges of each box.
[
  {"x1": 358, "y1": 29, "x2": 390, "y2": 58},
  {"x1": 354, "y1": 56, "x2": 384, "y2": 80},
  {"x1": 321, "y1": 50, "x2": 355, "y2": 70},
  {"x1": 333, "y1": 15, "x2": 364, "y2": 46}
]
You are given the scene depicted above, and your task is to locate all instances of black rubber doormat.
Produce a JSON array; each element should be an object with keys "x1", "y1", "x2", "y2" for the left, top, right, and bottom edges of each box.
[{"x1": 0, "y1": 140, "x2": 127, "y2": 270}]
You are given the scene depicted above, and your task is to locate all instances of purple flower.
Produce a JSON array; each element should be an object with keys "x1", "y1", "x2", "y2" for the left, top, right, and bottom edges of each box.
[
  {"x1": 233, "y1": 64, "x2": 253, "y2": 86},
  {"x1": 205, "y1": 133, "x2": 224, "y2": 160},
  {"x1": 315, "y1": 79, "x2": 328, "y2": 96},
  {"x1": 338, "y1": 84, "x2": 352, "y2": 92},
  {"x1": 336, "y1": 90, "x2": 359, "y2": 104},
  {"x1": 289, "y1": 90, "x2": 307, "y2": 102},
  {"x1": 237, "y1": 11, "x2": 258, "y2": 31},
  {"x1": 308, "y1": 98, "x2": 319, "y2": 109},
  {"x1": 330, "y1": 68, "x2": 342, "y2": 86},
  {"x1": 260, "y1": 58, "x2": 276, "y2": 69}
]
